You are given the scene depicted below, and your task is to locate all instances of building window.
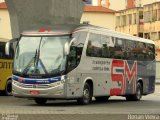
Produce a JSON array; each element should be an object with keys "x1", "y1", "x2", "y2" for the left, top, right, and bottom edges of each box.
[
  {"x1": 144, "y1": 11, "x2": 151, "y2": 22},
  {"x1": 116, "y1": 16, "x2": 120, "y2": 27},
  {"x1": 128, "y1": 14, "x2": 132, "y2": 25},
  {"x1": 158, "y1": 32, "x2": 160, "y2": 40},
  {"x1": 152, "y1": 10, "x2": 157, "y2": 21},
  {"x1": 138, "y1": 33, "x2": 143, "y2": 38},
  {"x1": 144, "y1": 33, "x2": 150, "y2": 39},
  {"x1": 158, "y1": 9, "x2": 160, "y2": 20},
  {"x1": 121, "y1": 15, "x2": 126, "y2": 26},
  {"x1": 151, "y1": 32, "x2": 157, "y2": 41},
  {"x1": 139, "y1": 11, "x2": 143, "y2": 24},
  {"x1": 133, "y1": 13, "x2": 137, "y2": 24},
  {"x1": 139, "y1": 4, "x2": 142, "y2": 7}
]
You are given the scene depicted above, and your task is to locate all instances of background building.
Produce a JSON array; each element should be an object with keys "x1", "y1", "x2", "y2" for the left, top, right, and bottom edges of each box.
[
  {"x1": 0, "y1": 2, "x2": 12, "y2": 40},
  {"x1": 81, "y1": 5, "x2": 116, "y2": 30},
  {"x1": 115, "y1": 1, "x2": 160, "y2": 61},
  {"x1": 143, "y1": 2, "x2": 160, "y2": 60},
  {"x1": 115, "y1": 7, "x2": 143, "y2": 37},
  {"x1": 0, "y1": 0, "x2": 4, "y2": 3},
  {"x1": 87, "y1": 0, "x2": 160, "y2": 10}
]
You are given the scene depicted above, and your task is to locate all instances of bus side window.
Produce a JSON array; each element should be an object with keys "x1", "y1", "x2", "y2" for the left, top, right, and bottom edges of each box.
[
  {"x1": 0, "y1": 42, "x2": 6, "y2": 59},
  {"x1": 125, "y1": 40, "x2": 137, "y2": 60},
  {"x1": 111, "y1": 37, "x2": 124, "y2": 59},
  {"x1": 86, "y1": 33, "x2": 101, "y2": 57},
  {"x1": 109, "y1": 37, "x2": 116, "y2": 58},
  {"x1": 136, "y1": 42, "x2": 147, "y2": 61},
  {"x1": 146, "y1": 44, "x2": 155, "y2": 61},
  {"x1": 101, "y1": 35, "x2": 110, "y2": 58},
  {"x1": 68, "y1": 46, "x2": 77, "y2": 68},
  {"x1": 67, "y1": 31, "x2": 87, "y2": 72}
]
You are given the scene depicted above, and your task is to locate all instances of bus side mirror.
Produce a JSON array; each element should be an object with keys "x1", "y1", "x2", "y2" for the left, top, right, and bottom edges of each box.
[
  {"x1": 64, "y1": 42, "x2": 69, "y2": 55},
  {"x1": 64, "y1": 38, "x2": 76, "y2": 56},
  {"x1": 5, "y1": 42, "x2": 10, "y2": 56}
]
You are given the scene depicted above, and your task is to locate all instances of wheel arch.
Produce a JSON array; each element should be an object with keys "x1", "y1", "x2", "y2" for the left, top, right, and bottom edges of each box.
[{"x1": 83, "y1": 77, "x2": 94, "y2": 96}]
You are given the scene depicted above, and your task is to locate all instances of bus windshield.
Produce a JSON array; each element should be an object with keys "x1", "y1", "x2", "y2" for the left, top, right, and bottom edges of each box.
[{"x1": 13, "y1": 36, "x2": 70, "y2": 76}]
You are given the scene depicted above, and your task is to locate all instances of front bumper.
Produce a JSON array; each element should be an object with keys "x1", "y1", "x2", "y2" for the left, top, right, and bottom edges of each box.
[{"x1": 12, "y1": 80, "x2": 66, "y2": 99}]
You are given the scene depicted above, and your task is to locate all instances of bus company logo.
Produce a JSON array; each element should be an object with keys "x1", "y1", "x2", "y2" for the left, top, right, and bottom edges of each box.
[{"x1": 110, "y1": 60, "x2": 137, "y2": 96}]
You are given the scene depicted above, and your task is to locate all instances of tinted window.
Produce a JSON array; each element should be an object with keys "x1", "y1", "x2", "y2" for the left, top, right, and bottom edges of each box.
[
  {"x1": 110, "y1": 37, "x2": 125, "y2": 59},
  {"x1": 0, "y1": 42, "x2": 13, "y2": 59},
  {"x1": 101, "y1": 35, "x2": 111, "y2": 58},
  {"x1": 125, "y1": 40, "x2": 155, "y2": 61},
  {"x1": 67, "y1": 31, "x2": 87, "y2": 72},
  {"x1": 125, "y1": 40, "x2": 137, "y2": 60},
  {"x1": 86, "y1": 33, "x2": 101, "y2": 57},
  {"x1": 146, "y1": 43, "x2": 155, "y2": 61},
  {"x1": 86, "y1": 33, "x2": 155, "y2": 61}
]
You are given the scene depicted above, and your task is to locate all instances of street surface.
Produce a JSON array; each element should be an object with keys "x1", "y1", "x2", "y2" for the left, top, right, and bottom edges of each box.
[{"x1": 0, "y1": 85, "x2": 160, "y2": 120}]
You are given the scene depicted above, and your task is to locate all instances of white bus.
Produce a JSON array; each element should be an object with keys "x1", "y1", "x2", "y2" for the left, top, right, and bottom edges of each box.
[{"x1": 7, "y1": 25, "x2": 156, "y2": 105}]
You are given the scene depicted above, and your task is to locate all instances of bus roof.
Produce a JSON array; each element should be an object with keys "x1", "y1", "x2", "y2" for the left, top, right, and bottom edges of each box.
[
  {"x1": 22, "y1": 24, "x2": 154, "y2": 45},
  {"x1": 75, "y1": 25, "x2": 155, "y2": 45}
]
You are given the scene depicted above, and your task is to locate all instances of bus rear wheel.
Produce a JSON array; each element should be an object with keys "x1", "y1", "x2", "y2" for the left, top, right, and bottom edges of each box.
[
  {"x1": 34, "y1": 98, "x2": 47, "y2": 105},
  {"x1": 95, "y1": 96, "x2": 110, "y2": 102},
  {"x1": 126, "y1": 82, "x2": 142, "y2": 101},
  {"x1": 77, "y1": 83, "x2": 92, "y2": 105},
  {"x1": 5, "y1": 79, "x2": 12, "y2": 96}
]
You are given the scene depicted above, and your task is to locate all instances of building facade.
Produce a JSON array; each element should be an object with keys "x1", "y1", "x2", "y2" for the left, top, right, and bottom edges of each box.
[
  {"x1": 0, "y1": 0, "x2": 4, "y2": 3},
  {"x1": 88, "y1": 0, "x2": 160, "y2": 10},
  {"x1": 115, "y1": 7, "x2": 143, "y2": 36},
  {"x1": 81, "y1": 5, "x2": 116, "y2": 30},
  {"x1": 0, "y1": 2, "x2": 12, "y2": 40},
  {"x1": 115, "y1": 2, "x2": 160, "y2": 61},
  {"x1": 143, "y1": 2, "x2": 160, "y2": 60}
]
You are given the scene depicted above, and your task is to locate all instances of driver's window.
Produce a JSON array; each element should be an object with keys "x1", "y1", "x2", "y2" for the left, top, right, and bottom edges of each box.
[
  {"x1": 67, "y1": 31, "x2": 87, "y2": 72},
  {"x1": 68, "y1": 45, "x2": 77, "y2": 67}
]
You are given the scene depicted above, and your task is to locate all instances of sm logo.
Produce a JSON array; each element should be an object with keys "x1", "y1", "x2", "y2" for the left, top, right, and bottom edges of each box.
[{"x1": 110, "y1": 60, "x2": 137, "y2": 96}]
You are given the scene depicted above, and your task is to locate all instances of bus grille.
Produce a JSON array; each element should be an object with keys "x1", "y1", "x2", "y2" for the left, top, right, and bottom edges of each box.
[{"x1": 18, "y1": 83, "x2": 50, "y2": 88}]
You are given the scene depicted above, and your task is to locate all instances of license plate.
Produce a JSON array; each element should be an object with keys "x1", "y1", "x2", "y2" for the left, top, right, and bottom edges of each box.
[{"x1": 30, "y1": 91, "x2": 40, "y2": 95}]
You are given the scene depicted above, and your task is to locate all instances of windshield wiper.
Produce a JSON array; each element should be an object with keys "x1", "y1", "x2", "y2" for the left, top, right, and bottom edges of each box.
[
  {"x1": 22, "y1": 37, "x2": 48, "y2": 74},
  {"x1": 22, "y1": 49, "x2": 39, "y2": 74}
]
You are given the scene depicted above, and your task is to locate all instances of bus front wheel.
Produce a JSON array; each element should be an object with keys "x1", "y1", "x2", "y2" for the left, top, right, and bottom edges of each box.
[
  {"x1": 77, "y1": 83, "x2": 92, "y2": 105},
  {"x1": 34, "y1": 98, "x2": 47, "y2": 105},
  {"x1": 5, "y1": 79, "x2": 12, "y2": 96}
]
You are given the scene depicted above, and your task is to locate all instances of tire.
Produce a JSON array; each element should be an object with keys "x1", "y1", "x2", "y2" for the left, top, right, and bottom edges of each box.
[
  {"x1": 126, "y1": 82, "x2": 142, "y2": 101},
  {"x1": 95, "y1": 96, "x2": 110, "y2": 102},
  {"x1": 5, "y1": 79, "x2": 12, "y2": 96},
  {"x1": 34, "y1": 98, "x2": 47, "y2": 105},
  {"x1": 77, "y1": 83, "x2": 92, "y2": 105}
]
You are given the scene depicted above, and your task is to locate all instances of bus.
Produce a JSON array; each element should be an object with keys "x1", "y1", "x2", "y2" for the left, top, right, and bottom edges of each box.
[
  {"x1": 0, "y1": 38, "x2": 14, "y2": 95},
  {"x1": 6, "y1": 25, "x2": 156, "y2": 105}
]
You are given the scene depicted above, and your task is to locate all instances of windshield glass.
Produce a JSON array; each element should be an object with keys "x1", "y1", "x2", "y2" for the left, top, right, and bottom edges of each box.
[{"x1": 14, "y1": 36, "x2": 70, "y2": 76}]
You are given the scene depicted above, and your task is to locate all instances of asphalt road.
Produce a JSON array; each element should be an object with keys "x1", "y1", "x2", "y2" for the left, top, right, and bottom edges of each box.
[{"x1": 0, "y1": 85, "x2": 160, "y2": 120}]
